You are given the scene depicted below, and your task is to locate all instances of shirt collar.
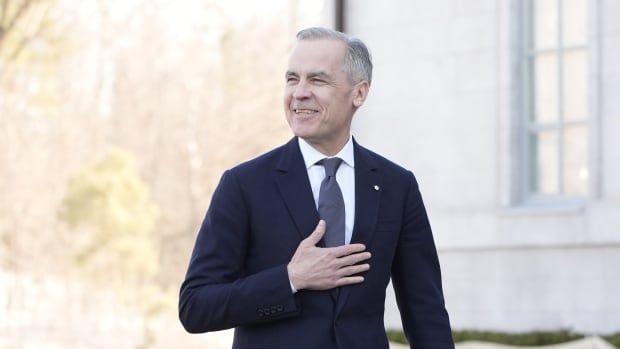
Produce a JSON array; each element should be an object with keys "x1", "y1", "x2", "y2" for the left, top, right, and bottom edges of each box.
[{"x1": 298, "y1": 136, "x2": 355, "y2": 169}]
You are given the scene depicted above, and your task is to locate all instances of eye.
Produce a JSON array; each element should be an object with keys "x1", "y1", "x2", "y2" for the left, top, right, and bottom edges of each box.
[
  {"x1": 312, "y1": 78, "x2": 327, "y2": 85},
  {"x1": 286, "y1": 77, "x2": 298, "y2": 84}
]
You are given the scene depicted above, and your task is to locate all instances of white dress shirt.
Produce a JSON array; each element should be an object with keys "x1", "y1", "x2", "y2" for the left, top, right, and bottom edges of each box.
[
  {"x1": 297, "y1": 136, "x2": 355, "y2": 245},
  {"x1": 289, "y1": 136, "x2": 356, "y2": 293}
]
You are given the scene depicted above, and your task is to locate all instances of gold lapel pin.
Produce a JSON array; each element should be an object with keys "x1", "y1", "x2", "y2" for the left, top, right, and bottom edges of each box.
[{"x1": 373, "y1": 185, "x2": 380, "y2": 191}]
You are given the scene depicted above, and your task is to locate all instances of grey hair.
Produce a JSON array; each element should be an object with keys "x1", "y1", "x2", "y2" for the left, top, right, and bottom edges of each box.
[{"x1": 296, "y1": 27, "x2": 373, "y2": 85}]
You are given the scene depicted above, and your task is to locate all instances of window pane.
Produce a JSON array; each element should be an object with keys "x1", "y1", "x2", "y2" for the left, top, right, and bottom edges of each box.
[
  {"x1": 530, "y1": 130, "x2": 559, "y2": 194},
  {"x1": 562, "y1": 0, "x2": 588, "y2": 47},
  {"x1": 532, "y1": 53, "x2": 559, "y2": 123},
  {"x1": 563, "y1": 50, "x2": 588, "y2": 121},
  {"x1": 563, "y1": 125, "x2": 588, "y2": 195},
  {"x1": 534, "y1": 0, "x2": 559, "y2": 49}
]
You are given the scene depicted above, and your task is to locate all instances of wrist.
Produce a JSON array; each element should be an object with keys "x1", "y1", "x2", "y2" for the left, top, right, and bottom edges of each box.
[{"x1": 287, "y1": 263, "x2": 304, "y2": 291}]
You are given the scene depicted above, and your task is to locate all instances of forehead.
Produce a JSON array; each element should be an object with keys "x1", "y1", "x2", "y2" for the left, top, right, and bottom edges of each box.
[{"x1": 287, "y1": 39, "x2": 347, "y2": 74}]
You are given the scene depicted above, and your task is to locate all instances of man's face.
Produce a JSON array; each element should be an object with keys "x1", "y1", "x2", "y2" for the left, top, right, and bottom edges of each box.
[{"x1": 284, "y1": 39, "x2": 367, "y2": 155}]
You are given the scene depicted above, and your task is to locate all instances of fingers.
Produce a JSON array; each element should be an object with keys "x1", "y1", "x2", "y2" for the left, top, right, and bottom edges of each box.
[
  {"x1": 294, "y1": 222, "x2": 371, "y2": 290},
  {"x1": 335, "y1": 276, "x2": 365, "y2": 287},
  {"x1": 304, "y1": 220, "x2": 326, "y2": 246},
  {"x1": 329, "y1": 243, "x2": 366, "y2": 257},
  {"x1": 337, "y1": 263, "x2": 370, "y2": 277},
  {"x1": 335, "y1": 251, "x2": 371, "y2": 268}
]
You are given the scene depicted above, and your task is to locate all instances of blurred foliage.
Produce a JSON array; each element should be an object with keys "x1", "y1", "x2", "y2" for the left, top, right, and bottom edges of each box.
[
  {"x1": 0, "y1": 0, "x2": 71, "y2": 109},
  {"x1": 451, "y1": 330, "x2": 583, "y2": 345},
  {"x1": 0, "y1": 0, "x2": 67, "y2": 64},
  {"x1": 57, "y1": 148, "x2": 172, "y2": 346},
  {"x1": 58, "y1": 148, "x2": 160, "y2": 280},
  {"x1": 606, "y1": 333, "x2": 620, "y2": 347},
  {"x1": 387, "y1": 329, "x2": 620, "y2": 347}
]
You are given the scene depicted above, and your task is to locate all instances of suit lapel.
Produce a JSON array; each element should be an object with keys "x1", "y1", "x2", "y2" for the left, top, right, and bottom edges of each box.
[
  {"x1": 274, "y1": 138, "x2": 320, "y2": 241},
  {"x1": 336, "y1": 140, "x2": 382, "y2": 315},
  {"x1": 274, "y1": 137, "x2": 381, "y2": 310},
  {"x1": 350, "y1": 143, "x2": 382, "y2": 246}
]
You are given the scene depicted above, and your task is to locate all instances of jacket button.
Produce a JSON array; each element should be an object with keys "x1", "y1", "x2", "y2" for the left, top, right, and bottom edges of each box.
[{"x1": 335, "y1": 320, "x2": 341, "y2": 326}]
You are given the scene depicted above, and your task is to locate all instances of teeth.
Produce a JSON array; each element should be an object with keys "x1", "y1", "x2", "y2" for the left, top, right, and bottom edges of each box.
[{"x1": 294, "y1": 109, "x2": 317, "y2": 114}]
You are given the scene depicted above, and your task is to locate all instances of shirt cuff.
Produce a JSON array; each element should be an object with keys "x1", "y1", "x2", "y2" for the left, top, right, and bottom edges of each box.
[{"x1": 289, "y1": 278, "x2": 298, "y2": 294}]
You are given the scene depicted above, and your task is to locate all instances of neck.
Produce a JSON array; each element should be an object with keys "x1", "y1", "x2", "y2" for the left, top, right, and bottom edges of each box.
[{"x1": 304, "y1": 134, "x2": 350, "y2": 156}]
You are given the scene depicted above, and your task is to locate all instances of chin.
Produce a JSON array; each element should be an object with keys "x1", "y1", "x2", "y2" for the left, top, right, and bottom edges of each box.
[
  {"x1": 292, "y1": 130, "x2": 313, "y2": 140},
  {"x1": 289, "y1": 124, "x2": 315, "y2": 139}
]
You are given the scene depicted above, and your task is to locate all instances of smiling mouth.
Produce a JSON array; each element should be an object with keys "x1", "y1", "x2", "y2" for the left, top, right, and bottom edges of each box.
[{"x1": 293, "y1": 108, "x2": 319, "y2": 114}]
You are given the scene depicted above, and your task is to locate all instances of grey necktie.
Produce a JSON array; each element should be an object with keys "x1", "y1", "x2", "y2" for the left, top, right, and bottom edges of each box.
[{"x1": 317, "y1": 157, "x2": 345, "y2": 247}]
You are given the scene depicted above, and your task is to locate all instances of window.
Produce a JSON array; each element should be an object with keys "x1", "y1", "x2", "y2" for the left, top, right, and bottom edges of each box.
[{"x1": 520, "y1": 0, "x2": 589, "y2": 201}]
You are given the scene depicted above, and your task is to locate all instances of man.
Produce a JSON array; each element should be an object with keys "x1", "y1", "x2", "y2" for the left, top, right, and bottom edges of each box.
[{"x1": 179, "y1": 27, "x2": 454, "y2": 349}]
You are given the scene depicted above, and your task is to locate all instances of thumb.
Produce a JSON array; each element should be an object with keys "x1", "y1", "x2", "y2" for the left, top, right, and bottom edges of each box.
[{"x1": 305, "y1": 220, "x2": 326, "y2": 246}]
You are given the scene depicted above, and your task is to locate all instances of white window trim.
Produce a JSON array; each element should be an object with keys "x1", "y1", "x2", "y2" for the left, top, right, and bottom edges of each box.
[{"x1": 509, "y1": 0, "x2": 601, "y2": 209}]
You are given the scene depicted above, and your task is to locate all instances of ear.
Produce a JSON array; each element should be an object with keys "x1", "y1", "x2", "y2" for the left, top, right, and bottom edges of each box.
[{"x1": 352, "y1": 80, "x2": 370, "y2": 108}]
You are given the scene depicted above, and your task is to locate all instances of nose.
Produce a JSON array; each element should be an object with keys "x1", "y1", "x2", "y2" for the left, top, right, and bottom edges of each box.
[{"x1": 292, "y1": 81, "x2": 311, "y2": 100}]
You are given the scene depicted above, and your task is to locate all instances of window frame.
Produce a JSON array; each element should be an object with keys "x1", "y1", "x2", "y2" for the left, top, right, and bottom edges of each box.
[{"x1": 515, "y1": 0, "x2": 592, "y2": 206}]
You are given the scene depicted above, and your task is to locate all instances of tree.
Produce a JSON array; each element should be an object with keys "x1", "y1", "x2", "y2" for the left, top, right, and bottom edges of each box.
[
  {"x1": 0, "y1": 0, "x2": 61, "y2": 79},
  {"x1": 57, "y1": 147, "x2": 160, "y2": 283}
]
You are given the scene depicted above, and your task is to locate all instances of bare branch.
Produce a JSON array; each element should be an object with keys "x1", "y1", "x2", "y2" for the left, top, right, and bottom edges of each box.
[
  {"x1": 5, "y1": 1, "x2": 50, "y2": 63},
  {"x1": 1, "y1": 0, "x2": 12, "y2": 27},
  {"x1": 0, "y1": 0, "x2": 12, "y2": 44},
  {"x1": 9, "y1": 1, "x2": 52, "y2": 62},
  {"x1": 3, "y1": 0, "x2": 34, "y2": 42}
]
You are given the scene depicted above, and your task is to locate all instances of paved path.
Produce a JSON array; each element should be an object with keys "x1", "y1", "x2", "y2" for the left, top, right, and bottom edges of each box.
[
  {"x1": 177, "y1": 331, "x2": 615, "y2": 349},
  {"x1": 390, "y1": 337, "x2": 616, "y2": 349}
]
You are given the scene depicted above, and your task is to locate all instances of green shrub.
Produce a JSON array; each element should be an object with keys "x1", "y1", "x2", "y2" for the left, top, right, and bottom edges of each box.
[
  {"x1": 452, "y1": 330, "x2": 583, "y2": 345},
  {"x1": 387, "y1": 330, "x2": 408, "y2": 344},
  {"x1": 386, "y1": 329, "x2": 620, "y2": 348},
  {"x1": 604, "y1": 333, "x2": 620, "y2": 347}
]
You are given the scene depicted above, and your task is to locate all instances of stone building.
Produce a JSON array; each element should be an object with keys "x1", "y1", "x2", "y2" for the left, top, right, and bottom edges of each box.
[{"x1": 330, "y1": 0, "x2": 620, "y2": 334}]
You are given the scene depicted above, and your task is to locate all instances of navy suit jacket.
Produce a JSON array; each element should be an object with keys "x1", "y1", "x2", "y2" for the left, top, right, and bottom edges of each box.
[{"x1": 179, "y1": 138, "x2": 454, "y2": 349}]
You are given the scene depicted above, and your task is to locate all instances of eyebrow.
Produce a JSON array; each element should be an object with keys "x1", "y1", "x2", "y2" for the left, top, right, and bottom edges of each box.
[
  {"x1": 285, "y1": 70, "x2": 332, "y2": 80},
  {"x1": 308, "y1": 71, "x2": 331, "y2": 80}
]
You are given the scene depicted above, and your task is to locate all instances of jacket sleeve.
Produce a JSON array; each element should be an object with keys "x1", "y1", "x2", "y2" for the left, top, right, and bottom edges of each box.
[
  {"x1": 391, "y1": 172, "x2": 454, "y2": 348},
  {"x1": 179, "y1": 170, "x2": 300, "y2": 333}
]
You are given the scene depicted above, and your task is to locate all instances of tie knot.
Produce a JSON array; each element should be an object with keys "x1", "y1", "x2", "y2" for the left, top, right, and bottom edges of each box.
[{"x1": 319, "y1": 157, "x2": 343, "y2": 177}]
